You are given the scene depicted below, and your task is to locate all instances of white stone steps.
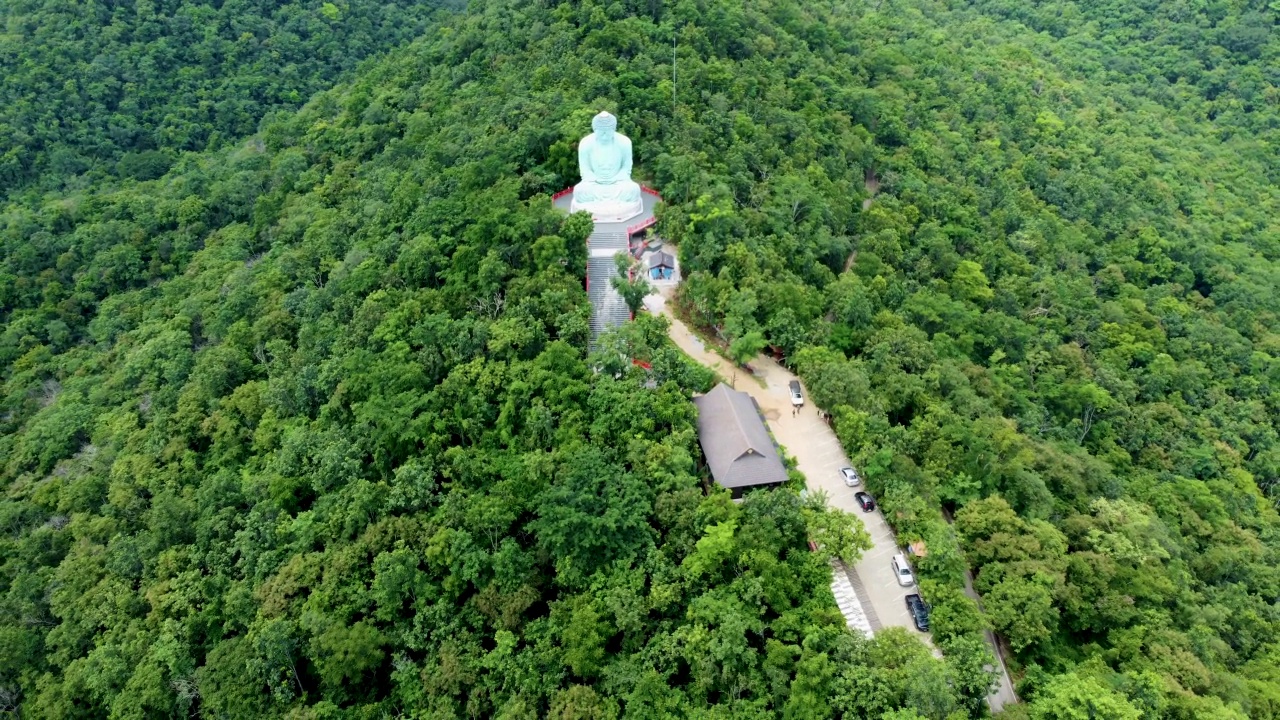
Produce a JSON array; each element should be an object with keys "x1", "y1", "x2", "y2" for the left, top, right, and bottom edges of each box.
[
  {"x1": 586, "y1": 232, "x2": 632, "y2": 341},
  {"x1": 830, "y1": 559, "x2": 874, "y2": 638}
]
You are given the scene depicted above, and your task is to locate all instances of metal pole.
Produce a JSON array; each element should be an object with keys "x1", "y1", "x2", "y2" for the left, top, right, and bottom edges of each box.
[{"x1": 672, "y1": 31, "x2": 677, "y2": 114}]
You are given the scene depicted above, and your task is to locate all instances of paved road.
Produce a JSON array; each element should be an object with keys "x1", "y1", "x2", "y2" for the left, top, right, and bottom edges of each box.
[
  {"x1": 645, "y1": 291, "x2": 928, "y2": 641},
  {"x1": 646, "y1": 288, "x2": 1022, "y2": 710},
  {"x1": 773, "y1": 386, "x2": 931, "y2": 641}
]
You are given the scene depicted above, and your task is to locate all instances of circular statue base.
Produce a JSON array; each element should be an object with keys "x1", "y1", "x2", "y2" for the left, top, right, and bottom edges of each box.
[
  {"x1": 553, "y1": 188, "x2": 661, "y2": 231},
  {"x1": 570, "y1": 197, "x2": 645, "y2": 224}
]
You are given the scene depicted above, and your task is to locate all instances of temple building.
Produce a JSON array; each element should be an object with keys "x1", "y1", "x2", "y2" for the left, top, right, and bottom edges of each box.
[
  {"x1": 647, "y1": 250, "x2": 676, "y2": 280},
  {"x1": 693, "y1": 383, "x2": 789, "y2": 497}
]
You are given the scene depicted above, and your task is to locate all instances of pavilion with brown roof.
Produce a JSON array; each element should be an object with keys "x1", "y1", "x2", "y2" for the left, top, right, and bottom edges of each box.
[{"x1": 693, "y1": 383, "x2": 789, "y2": 497}]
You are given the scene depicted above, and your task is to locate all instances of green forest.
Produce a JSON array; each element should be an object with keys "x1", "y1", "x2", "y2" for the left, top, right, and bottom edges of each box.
[
  {"x1": 1, "y1": 0, "x2": 1278, "y2": 717},
  {"x1": 0, "y1": 0, "x2": 452, "y2": 197}
]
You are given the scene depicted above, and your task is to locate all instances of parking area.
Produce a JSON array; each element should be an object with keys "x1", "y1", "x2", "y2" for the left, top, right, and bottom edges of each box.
[
  {"x1": 648, "y1": 290, "x2": 930, "y2": 643},
  {"x1": 759, "y1": 369, "x2": 930, "y2": 643}
]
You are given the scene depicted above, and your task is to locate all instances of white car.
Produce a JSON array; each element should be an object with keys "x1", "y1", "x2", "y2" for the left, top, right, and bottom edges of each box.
[
  {"x1": 840, "y1": 466, "x2": 861, "y2": 487},
  {"x1": 789, "y1": 380, "x2": 804, "y2": 407},
  {"x1": 892, "y1": 553, "x2": 916, "y2": 587}
]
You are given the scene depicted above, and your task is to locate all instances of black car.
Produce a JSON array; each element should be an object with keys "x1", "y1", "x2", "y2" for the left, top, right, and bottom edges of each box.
[
  {"x1": 905, "y1": 593, "x2": 930, "y2": 632},
  {"x1": 854, "y1": 491, "x2": 875, "y2": 512}
]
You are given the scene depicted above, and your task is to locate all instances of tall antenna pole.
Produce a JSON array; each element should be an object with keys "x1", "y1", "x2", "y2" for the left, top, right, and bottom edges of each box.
[{"x1": 672, "y1": 30, "x2": 677, "y2": 115}]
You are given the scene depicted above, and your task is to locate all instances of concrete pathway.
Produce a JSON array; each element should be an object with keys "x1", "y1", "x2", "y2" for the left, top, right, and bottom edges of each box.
[{"x1": 645, "y1": 287, "x2": 1025, "y2": 710}]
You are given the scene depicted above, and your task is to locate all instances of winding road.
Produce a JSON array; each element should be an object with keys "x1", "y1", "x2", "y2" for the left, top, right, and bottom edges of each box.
[{"x1": 643, "y1": 287, "x2": 1018, "y2": 714}]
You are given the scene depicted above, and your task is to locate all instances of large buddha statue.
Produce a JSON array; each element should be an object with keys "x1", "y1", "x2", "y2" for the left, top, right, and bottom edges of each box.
[{"x1": 571, "y1": 111, "x2": 644, "y2": 222}]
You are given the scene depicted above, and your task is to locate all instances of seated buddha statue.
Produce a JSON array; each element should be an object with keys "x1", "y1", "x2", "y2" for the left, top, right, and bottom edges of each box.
[{"x1": 570, "y1": 111, "x2": 644, "y2": 222}]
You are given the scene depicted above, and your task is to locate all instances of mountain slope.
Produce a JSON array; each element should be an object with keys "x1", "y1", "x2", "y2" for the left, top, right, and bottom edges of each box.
[
  {"x1": 0, "y1": 1, "x2": 996, "y2": 717},
  {"x1": 1, "y1": 0, "x2": 1277, "y2": 717},
  {"x1": 0, "y1": 0, "x2": 452, "y2": 197}
]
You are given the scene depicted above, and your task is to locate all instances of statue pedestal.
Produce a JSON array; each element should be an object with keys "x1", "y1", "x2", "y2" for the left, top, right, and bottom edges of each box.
[
  {"x1": 553, "y1": 186, "x2": 660, "y2": 232},
  {"x1": 570, "y1": 195, "x2": 644, "y2": 224}
]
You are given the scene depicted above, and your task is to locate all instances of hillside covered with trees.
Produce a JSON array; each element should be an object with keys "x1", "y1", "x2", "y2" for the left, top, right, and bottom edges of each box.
[
  {"x1": 0, "y1": 0, "x2": 452, "y2": 198},
  {"x1": 1, "y1": 0, "x2": 1278, "y2": 718}
]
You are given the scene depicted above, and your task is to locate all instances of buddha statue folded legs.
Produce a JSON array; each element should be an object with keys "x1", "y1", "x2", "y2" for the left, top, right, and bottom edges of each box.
[{"x1": 570, "y1": 111, "x2": 644, "y2": 222}]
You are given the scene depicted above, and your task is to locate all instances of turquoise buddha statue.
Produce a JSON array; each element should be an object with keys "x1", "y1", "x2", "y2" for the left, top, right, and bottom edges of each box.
[{"x1": 571, "y1": 111, "x2": 644, "y2": 222}]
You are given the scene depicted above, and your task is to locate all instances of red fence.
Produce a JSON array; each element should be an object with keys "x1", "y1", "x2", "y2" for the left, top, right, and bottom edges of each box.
[
  {"x1": 640, "y1": 185, "x2": 662, "y2": 198},
  {"x1": 626, "y1": 216, "x2": 657, "y2": 236},
  {"x1": 552, "y1": 187, "x2": 574, "y2": 201}
]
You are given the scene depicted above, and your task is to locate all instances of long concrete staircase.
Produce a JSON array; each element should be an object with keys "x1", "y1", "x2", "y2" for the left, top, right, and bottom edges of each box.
[
  {"x1": 553, "y1": 189, "x2": 660, "y2": 345},
  {"x1": 587, "y1": 230, "x2": 632, "y2": 341}
]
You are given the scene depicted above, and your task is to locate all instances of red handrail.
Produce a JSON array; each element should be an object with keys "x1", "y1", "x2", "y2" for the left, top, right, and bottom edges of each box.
[
  {"x1": 640, "y1": 185, "x2": 662, "y2": 198},
  {"x1": 552, "y1": 187, "x2": 574, "y2": 200},
  {"x1": 627, "y1": 216, "x2": 657, "y2": 236}
]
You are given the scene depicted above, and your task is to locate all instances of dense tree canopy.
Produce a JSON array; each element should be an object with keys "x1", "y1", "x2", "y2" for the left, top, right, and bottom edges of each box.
[
  {"x1": 0, "y1": 0, "x2": 998, "y2": 716},
  {"x1": 1, "y1": 0, "x2": 1277, "y2": 717},
  {"x1": 0, "y1": 0, "x2": 452, "y2": 198},
  {"x1": 657, "y1": 0, "x2": 1280, "y2": 717}
]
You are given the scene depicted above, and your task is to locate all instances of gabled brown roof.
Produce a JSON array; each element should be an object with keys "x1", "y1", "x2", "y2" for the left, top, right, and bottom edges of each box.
[{"x1": 693, "y1": 384, "x2": 789, "y2": 489}]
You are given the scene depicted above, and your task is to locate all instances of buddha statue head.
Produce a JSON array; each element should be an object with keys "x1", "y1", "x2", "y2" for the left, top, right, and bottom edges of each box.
[{"x1": 592, "y1": 111, "x2": 618, "y2": 142}]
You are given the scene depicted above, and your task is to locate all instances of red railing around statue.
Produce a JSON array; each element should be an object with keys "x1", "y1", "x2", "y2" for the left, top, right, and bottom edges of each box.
[
  {"x1": 627, "y1": 216, "x2": 657, "y2": 236},
  {"x1": 552, "y1": 187, "x2": 574, "y2": 201}
]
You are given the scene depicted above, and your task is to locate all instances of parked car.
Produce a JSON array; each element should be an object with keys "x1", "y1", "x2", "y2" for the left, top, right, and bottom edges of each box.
[
  {"x1": 891, "y1": 553, "x2": 915, "y2": 586},
  {"x1": 905, "y1": 593, "x2": 930, "y2": 631},
  {"x1": 788, "y1": 380, "x2": 804, "y2": 407},
  {"x1": 840, "y1": 466, "x2": 861, "y2": 487},
  {"x1": 854, "y1": 491, "x2": 875, "y2": 512}
]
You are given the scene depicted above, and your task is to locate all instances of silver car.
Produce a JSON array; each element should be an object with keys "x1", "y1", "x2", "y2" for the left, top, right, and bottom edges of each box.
[
  {"x1": 892, "y1": 553, "x2": 915, "y2": 587},
  {"x1": 840, "y1": 466, "x2": 860, "y2": 487}
]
